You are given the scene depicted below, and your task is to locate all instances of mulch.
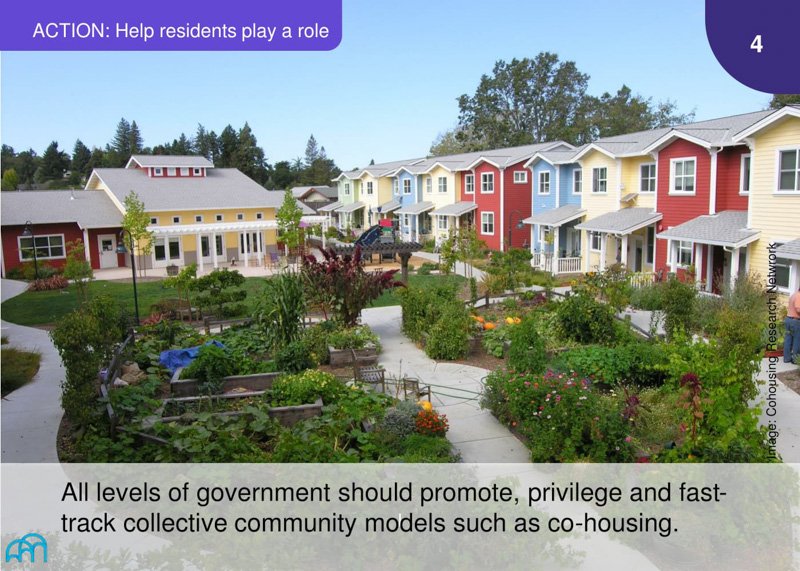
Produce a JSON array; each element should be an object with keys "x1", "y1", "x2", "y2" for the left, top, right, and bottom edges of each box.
[{"x1": 778, "y1": 368, "x2": 800, "y2": 396}]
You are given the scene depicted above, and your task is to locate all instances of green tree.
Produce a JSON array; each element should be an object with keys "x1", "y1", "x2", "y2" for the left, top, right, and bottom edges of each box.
[
  {"x1": 121, "y1": 191, "x2": 153, "y2": 278},
  {"x1": 38, "y1": 141, "x2": 70, "y2": 182},
  {"x1": 71, "y1": 139, "x2": 92, "y2": 180},
  {"x1": 276, "y1": 190, "x2": 304, "y2": 255},
  {"x1": 589, "y1": 85, "x2": 694, "y2": 139},
  {"x1": 304, "y1": 134, "x2": 321, "y2": 165},
  {"x1": 217, "y1": 124, "x2": 238, "y2": 167},
  {"x1": 63, "y1": 240, "x2": 93, "y2": 302},
  {"x1": 1, "y1": 168, "x2": 19, "y2": 191},
  {"x1": 429, "y1": 127, "x2": 482, "y2": 156},
  {"x1": 129, "y1": 120, "x2": 144, "y2": 154},
  {"x1": 1, "y1": 145, "x2": 16, "y2": 175},
  {"x1": 194, "y1": 124, "x2": 218, "y2": 161},
  {"x1": 769, "y1": 94, "x2": 800, "y2": 109},
  {"x1": 15, "y1": 149, "x2": 39, "y2": 186},
  {"x1": 109, "y1": 117, "x2": 132, "y2": 166},
  {"x1": 234, "y1": 122, "x2": 268, "y2": 182},
  {"x1": 271, "y1": 160, "x2": 298, "y2": 189}
]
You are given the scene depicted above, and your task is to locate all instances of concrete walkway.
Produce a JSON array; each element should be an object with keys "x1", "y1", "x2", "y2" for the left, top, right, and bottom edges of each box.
[
  {"x1": 756, "y1": 357, "x2": 800, "y2": 461},
  {"x1": 361, "y1": 306, "x2": 529, "y2": 463},
  {"x1": 1, "y1": 279, "x2": 64, "y2": 462}
]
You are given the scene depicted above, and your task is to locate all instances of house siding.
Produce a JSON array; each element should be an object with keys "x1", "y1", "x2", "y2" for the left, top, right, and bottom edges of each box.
[
  {"x1": 472, "y1": 162, "x2": 502, "y2": 251},
  {"x1": 579, "y1": 150, "x2": 621, "y2": 269},
  {"x1": 504, "y1": 160, "x2": 533, "y2": 249},
  {"x1": 1, "y1": 222, "x2": 84, "y2": 274}
]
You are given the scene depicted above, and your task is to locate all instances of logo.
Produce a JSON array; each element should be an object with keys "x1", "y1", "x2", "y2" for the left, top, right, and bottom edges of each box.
[{"x1": 5, "y1": 533, "x2": 48, "y2": 564}]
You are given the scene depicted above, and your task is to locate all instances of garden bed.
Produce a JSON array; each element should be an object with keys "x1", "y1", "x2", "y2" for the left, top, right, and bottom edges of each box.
[
  {"x1": 328, "y1": 344, "x2": 379, "y2": 366},
  {"x1": 159, "y1": 392, "x2": 324, "y2": 427},
  {"x1": 170, "y1": 368, "x2": 282, "y2": 397}
]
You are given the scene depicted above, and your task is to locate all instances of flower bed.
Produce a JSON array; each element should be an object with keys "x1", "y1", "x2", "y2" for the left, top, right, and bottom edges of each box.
[{"x1": 170, "y1": 368, "x2": 282, "y2": 397}]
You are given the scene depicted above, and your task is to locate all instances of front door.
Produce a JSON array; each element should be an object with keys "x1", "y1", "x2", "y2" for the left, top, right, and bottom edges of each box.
[
  {"x1": 98, "y1": 234, "x2": 118, "y2": 269},
  {"x1": 633, "y1": 237, "x2": 643, "y2": 272}
]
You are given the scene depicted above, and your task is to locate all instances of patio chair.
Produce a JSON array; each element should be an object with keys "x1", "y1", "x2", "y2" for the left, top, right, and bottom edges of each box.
[{"x1": 268, "y1": 252, "x2": 280, "y2": 270}]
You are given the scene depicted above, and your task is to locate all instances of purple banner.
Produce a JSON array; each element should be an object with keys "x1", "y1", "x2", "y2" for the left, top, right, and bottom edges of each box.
[
  {"x1": 706, "y1": 0, "x2": 800, "y2": 93},
  {"x1": 0, "y1": 0, "x2": 341, "y2": 51}
]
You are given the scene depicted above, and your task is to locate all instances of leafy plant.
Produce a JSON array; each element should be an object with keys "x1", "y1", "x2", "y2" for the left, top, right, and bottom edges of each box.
[
  {"x1": 415, "y1": 409, "x2": 449, "y2": 437},
  {"x1": 190, "y1": 268, "x2": 247, "y2": 318},
  {"x1": 399, "y1": 283, "x2": 462, "y2": 342},
  {"x1": 381, "y1": 402, "x2": 420, "y2": 438},
  {"x1": 554, "y1": 343, "x2": 668, "y2": 388},
  {"x1": 327, "y1": 325, "x2": 381, "y2": 351},
  {"x1": 482, "y1": 326, "x2": 511, "y2": 357},
  {"x1": 254, "y1": 271, "x2": 307, "y2": 351},
  {"x1": 62, "y1": 240, "x2": 93, "y2": 301},
  {"x1": 269, "y1": 370, "x2": 346, "y2": 406},
  {"x1": 425, "y1": 303, "x2": 471, "y2": 360},
  {"x1": 661, "y1": 276, "x2": 696, "y2": 339},
  {"x1": 181, "y1": 343, "x2": 237, "y2": 395},
  {"x1": 507, "y1": 315, "x2": 547, "y2": 373},
  {"x1": 27, "y1": 275, "x2": 69, "y2": 291},
  {"x1": 555, "y1": 291, "x2": 616, "y2": 345}
]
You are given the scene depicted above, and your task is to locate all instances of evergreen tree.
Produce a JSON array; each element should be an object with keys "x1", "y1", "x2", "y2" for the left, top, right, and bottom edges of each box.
[
  {"x1": 1, "y1": 145, "x2": 15, "y2": 175},
  {"x1": 234, "y1": 122, "x2": 267, "y2": 182},
  {"x1": 217, "y1": 125, "x2": 238, "y2": 167},
  {"x1": 304, "y1": 134, "x2": 321, "y2": 166},
  {"x1": 38, "y1": 141, "x2": 70, "y2": 182},
  {"x1": 14, "y1": 149, "x2": 40, "y2": 186},
  {"x1": 129, "y1": 120, "x2": 144, "y2": 154},
  {"x1": 71, "y1": 139, "x2": 92, "y2": 179},
  {"x1": 1, "y1": 168, "x2": 19, "y2": 191},
  {"x1": 770, "y1": 94, "x2": 800, "y2": 109}
]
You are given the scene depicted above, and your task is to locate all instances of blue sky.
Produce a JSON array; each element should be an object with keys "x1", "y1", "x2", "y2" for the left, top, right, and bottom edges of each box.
[{"x1": 0, "y1": 0, "x2": 771, "y2": 171}]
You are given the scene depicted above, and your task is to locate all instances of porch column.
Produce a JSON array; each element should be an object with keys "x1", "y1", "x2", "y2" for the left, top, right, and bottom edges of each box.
[
  {"x1": 552, "y1": 226, "x2": 560, "y2": 276},
  {"x1": 258, "y1": 231, "x2": 264, "y2": 265},
  {"x1": 583, "y1": 231, "x2": 591, "y2": 273},
  {"x1": 243, "y1": 233, "x2": 249, "y2": 267},
  {"x1": 599, "y1": 233, "x2": 607, "y2": 271},
  {"x1": 695, "y1": 244, "x2": 704, "y2": 288},
  {"x1": 212, "y1": 233, "x2": 218, "y2": 268},
  {"x1": 668, "y1": 240, "x2": 675, "y2": 273},
  {"x1": 456, "y1": 215, "x2": 460, "y2": 229},
  {"x1": 705, "y1": 246, "x2": 713, "y2": 291},
  {"x1": 322, "y1": 219, "x2": 327, "y2": 248},
  {"x1": 729, "y1": 247, "x2": 740, "y2": 289},
  {"x1": 82, "y1": 229, "x2": 91, "y2": 262},
  {"x1": 415, "y1": 214, "x2": 420, "y2": 243},
  {"x1": 196, "y1": 233, "x2": 204, "y2": 273},
  {"x1": 621, "y1": 235, "x2": 629, "y2": 268}
]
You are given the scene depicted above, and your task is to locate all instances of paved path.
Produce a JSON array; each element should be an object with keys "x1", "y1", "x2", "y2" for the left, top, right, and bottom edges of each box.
[
  {"x1": 361, "y1": 306, "x2": 529, "y2": 463},
  {"x1": 756, "y1": 357, "x2": 800, "y2": 461},
  {"x1": 1, "y1": 279, "x2": 64, "y2": 462}
]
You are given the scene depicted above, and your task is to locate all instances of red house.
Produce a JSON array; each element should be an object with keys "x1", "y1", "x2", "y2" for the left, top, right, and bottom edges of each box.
[
  {"x1": 1, "y1": 190, "x2": 123, "y2": 276},
  {"x1": 461, "y1": 142, "x2": 571, "y2": 251},
  {"x1": 645, "y1": 110, "x2": 769, "y2": 292}
]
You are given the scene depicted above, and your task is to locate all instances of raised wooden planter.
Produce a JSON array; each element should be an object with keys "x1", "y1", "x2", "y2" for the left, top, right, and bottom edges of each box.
[
  {"x1": 160, "y1": 391, "x2": 323, "y2": 427},
  {"x1": 328, "y1": 344, "x2": 379, "y2": 367},
  {"x1": 170, "y1": 368, "x2": 282, "y2": 397}
]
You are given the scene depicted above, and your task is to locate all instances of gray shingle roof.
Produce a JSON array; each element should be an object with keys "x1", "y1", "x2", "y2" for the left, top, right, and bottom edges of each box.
[
  {"x1": 318, "y1": 201, "x2": 342, "y2": 212},
  {"x1": 378, "y1": 199, "x2": 401, "y2": 213},
  {"x1": 431, "y1": 201, "x2": 478, "y2": 217},
  {"x1": 336, "y1": 201, "x2": 365, "y2": 214},
  {"x1": 776, "y1": 239, "x2": 800, "y2": 261},
  {"x1": 575, "y1": 207, "x2": 662, "y2": 234},
  {"x1": 522, "y1": 204, "x2": 585, "y2": 227},
  {"x1": 130, "y1": 155, "x2": 214, "y2": 168},
  {"x1": 396, "y1": 201, "x2": 435, "y2": 215},
  {"x1": 656, "y1": 211, "x2": 759, "y2": 247},
  {"x1": 291, "y1": 185, "x2": 338, "y2": 199},
  {"x1": 1, "y1": 189, "x2": 122, "y2": 229},
  {"x1": 91, "y1": 168, "x2": 282, "y2": 211}
]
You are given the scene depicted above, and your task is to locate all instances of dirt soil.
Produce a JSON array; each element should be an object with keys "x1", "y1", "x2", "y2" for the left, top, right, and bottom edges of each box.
[{"x1": 778, "y1": 368, "x2": 800, "y2": 396}]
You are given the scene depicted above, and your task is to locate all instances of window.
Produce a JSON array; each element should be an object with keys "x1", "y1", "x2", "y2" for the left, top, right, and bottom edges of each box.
[
  {"x1": 513, "y1": 171, "x2": 528, "y2": 184},
  {"x1": 592, "y1": 167, "x2": 608, "y2": 193},
  {"x1": 465, "y1": 174, "x2": 475, "y2": 194},
  {"x1": 590, "y1": 232, "x2": 602, "y2": 252},
  {"x1": 344, "y1": 183, "x2": 351, "y2": 195},
  {"x1": 256, "y1": 212, "x2": 263, "y2": 220},
  {"x1": 437, "y1": 216, "x2": 448, "y2": 230},
  {"x1": 237, "y1": 213, "x2": 244, "y2": 221},
  {"x1": 215, "y1": 214, "x2": 223, "y2": 222},
  {"x1": 438, "y1": 177, "x2": 447, "y2": 193},
  {"x1": 154, "y1": 167, "x2": 163, "y2": 176},
  {"x1": 366, "y1": 181, "x2": 374, "y2": 195},
  {"x1": 640, "y1": 163, "x2": 656, "y2": 193},
  {"x1": 740, "y1": 155, "x2": 751, "y2": 194},
  {"x1": 393, "y1": 179, "x2": 399, "y2": 194},
  {"x1": 195, "y1": 215, "x2": 203, "y2": 223},
  {"x1": 172, "y1": 216, "x2": 181, "y2": 224},
  {"x1": 481, "y1": 172, "x2": 494, "y2": 193},
  {"x1": 150, "y1": 217, "x2": 158, "y2": 225},
  {"x1": 573, "y1": 169, "x2": 582, "y2": 194},
  {"x1": 646, "y1": 226, "x2": 655, "y2": 264},
  {"x1": 538, "y1": 171, "x2": 551, "y2": 194},
  {"x1": 403, "y1": 179, "x2": 412, "y2": 194},
  {"x1": 18, "y1": 234, "x2": 65, "y2": 261},
  {"x1": 677, "y1": 241, "x2": 693, "y2": 267},
  {"x1": 425, "y1": 177, "x2": 432, "y2": 194},
  {"x1": 774, "y1": 243, "x2": 792, "y2": 290},
  {"x1": 403, "y1": 214, "x2": 410, "y2": 227},
  {"x1": 481, "y1": 212, "x2": 494, "y2": 235},
  {"x1": 180, "y1": 167, "x2": 189, "y2": 176},
  {"x1": 670, "y1": 158, "x2": 696, "y2": 193},
  {"x1": 193, "y1": 168, "x2": 202, "y2": 176},
  {"x1": 167, "y1": 167, "x2": 176, "y2": 176},
  {"x1": 778, "y1": 149, "x2": 800, "y2": 192},
  {"x1": 154, "y1": 237, "x2": 181, "y2": 262}
]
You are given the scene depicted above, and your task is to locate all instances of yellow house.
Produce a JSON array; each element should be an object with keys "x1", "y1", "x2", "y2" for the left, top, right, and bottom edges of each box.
[
  {"x1": 86, "y1": 155, "x2": 317, "y2": 271},
  {"x1": 734, "y1": 106, "x2": 800, "y2": 297}
]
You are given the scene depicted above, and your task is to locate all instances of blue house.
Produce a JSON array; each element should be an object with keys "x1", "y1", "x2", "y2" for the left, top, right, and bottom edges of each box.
[
  {"x1": 393, "y1": 161, "x2": 436, "y2": 243},
  {"x1": 523, "y1": 148, "x2": 586, "y2": 274}
]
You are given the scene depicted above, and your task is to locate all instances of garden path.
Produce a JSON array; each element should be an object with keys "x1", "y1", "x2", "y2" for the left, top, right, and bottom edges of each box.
[
  {"x1": 361, "y1": 305, "x2": 530, "y2": 462},
  {"x1": 412, "y1": 251, "x2": 486, "y2": 282},
  {"x1": 1, "y1": 279, "x2": 63, "y2": 462}
]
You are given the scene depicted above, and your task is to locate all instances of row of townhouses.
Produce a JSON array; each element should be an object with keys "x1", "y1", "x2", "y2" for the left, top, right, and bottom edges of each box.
[{"x1": 324, "y1": 106, "x2": 800, "y2": 297}]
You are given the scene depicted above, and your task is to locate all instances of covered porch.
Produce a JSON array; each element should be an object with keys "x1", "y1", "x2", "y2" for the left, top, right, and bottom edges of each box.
[
  {"x1": 575, "y1": 207, "x2": 662, "y2": 273},
  {"x1": 335, "y1": 201, "x2": 366, "y2": 232},
  {"x1": 367, "y1": 199, "x2": 401, "y2": 228},
  {"x1": 657, "y1": 211, "x2": 760, "y2": 294},
  {"x1": 396, "y1": 201, "x2": 434, "y2": 243},
  {"x1": 430, "y1": 201, "x2": 478, "y2": 245},
  {"x1": 318, "y1": 200, "x2": 342, "y2": 230},
  {"x1": 523, "y1": 204, "x2": 585, "y2": 275}
]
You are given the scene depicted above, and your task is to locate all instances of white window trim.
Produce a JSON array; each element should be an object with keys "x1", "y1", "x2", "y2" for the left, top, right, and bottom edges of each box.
[
  {"x1": 426, "y1": 177, "x2": 432, "y2": 194},
  {"x1": 236, "y1": 213, "x2": 245, "y2": 221},
  {"x1": 195, "y1": 215, "x2": 204, "y2": 223},
  {"x1": 538, "y1": 171, "x2": 551, "y2": 195},
  {"x1": 676, "y1": 240, "x2": 694, "y2": 268},
  {"x1": 167, "y1": 167, "x2": 176, "y2": 176},
  {"x1": 154, "y1": 167, "x2": 163, "y2": 176},
  {"x1": 393, "y1": 179, "x2": 399, "y2": 195},
  {"x1": 513, "y1": 170, "x2": 528, "y2": 184},
  {"x1": 669, "y1": 157, "x2": 697, "y2": 195},
  {"x1": 215, "y1": 214, "x2": 224, "y2": 222},
  {"x1": 481, "y1": 212, "x2": 495, "y2": 235},
  {"x1": 640, "y1": 162, "x2": 657, "y2": 193},
  {"x1": 403, "y1": 214, "x2": 411, "y2": 227},
  {"x1": 150, "y1": 217, "x2": 158, "y2": 225},
  {"x1": 573, "y1": 169, "x2": 582, "y2": 194},
  {"x1": 773, "y1": 241, "x2": 794, "y2": 293},
  {"x1": 480, "y1": 172, "x2": 495, "y2": 194},
  {"x1": 153, "y1": 236, "x2": 183, "y2": 266},
  {"x1": 344, "y1": 183, "x2": 351, "y2": 196},
  {"x1": 589, "y1": 232, "x2": 602, "y2": 252},
  {"x1": 464, "y1": 174, "x2": 475, "y2": 194},
  {"x1": 256, "y1": 212, "x2": 263, "y2": 220},
  {"x1": 172, "y1": 216, "x2": 181, "y2": 224},
  {"x1": 17, "y1": 233, "x2": 66, "y2": 261},
  {"x1": 180, "y1": 167, "x2": 189, "y2": 176},
  {"x1": 366, "y1": 181, "x2": 374, "y2": 195},
  {"x1": 438, "y1": 177, "x2": 447, "y2": 193},
  {"x1": 739, "y1": 154, "x2": 751, "y2": 195},
  {"x1": 775, "y1": 147, "x2": 800, "y2": 194},
  {"x1": 403, "y1": 179, "x2": 412, "y2": 195},
  {"x1": 592, "y1": 167, "x2": 608, "y2": 194},
  {"x1": 193, "y1": 168, "x2": 202, "y2": 176},
  {"x1": 437, "y1": 216, "x2": 448, "y2": 230}
]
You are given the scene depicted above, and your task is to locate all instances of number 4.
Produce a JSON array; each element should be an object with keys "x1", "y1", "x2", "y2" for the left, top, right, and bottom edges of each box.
[{"x1": 750, "y1": 35, "x2": 763, "y2": 53}]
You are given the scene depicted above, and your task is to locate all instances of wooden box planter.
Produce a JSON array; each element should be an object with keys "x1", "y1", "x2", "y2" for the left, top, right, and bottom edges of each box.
[
  {"x1": 170, "y1": 368, "x2": 282, "y2": 397},
  {"x1": 328, "y1": 344, "x2": 379, "y2": 367},
  {"x1": 468, "y1": 334, "x2": 483, "y2": 355}
]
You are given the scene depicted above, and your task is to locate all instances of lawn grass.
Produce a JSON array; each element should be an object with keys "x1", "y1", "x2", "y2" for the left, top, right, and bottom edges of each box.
[
  {"x1": 1, "y1": 347, "x2": 42, "y2": 396},
  {"x1": 371, "y1": 274, "x2": 466, "y2": 307}
]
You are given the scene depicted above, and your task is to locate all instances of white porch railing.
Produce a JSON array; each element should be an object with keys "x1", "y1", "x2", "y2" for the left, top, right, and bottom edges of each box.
[
  {"x1": 628, "y1": 272, "x2": 657, "y2": 289},
  {"x1": 531, "y1": 252, "x2": 542, "y2": 268},
  {"x1": 556, "y1": 257, "x2": 582, "y2": 274}
]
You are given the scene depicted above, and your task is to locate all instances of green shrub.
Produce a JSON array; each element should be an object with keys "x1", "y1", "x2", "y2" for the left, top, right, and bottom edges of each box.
[
  {"x1": 555, "y1": 343, "x2": 668, "y2": 388},
  {"x1": 694, "y1": 294, "x2": 725, "y2": 336},
  {"x1": 555, "y1": 291, "x2": 616, "y2": 345},
  {"x1": 399, "y1": 284, "x2": 460, "y2": 342},
  {"x1": 482, "y1": 326, "x2": 511, "y2": 357},
  {"x1": 1, "y1": 347, "x2": 41, "y2": 396},
  {"x1": 190, "y1": 268, "x2": 247, "y2": 319},
  {"x1": 661, "y1": 277, "x2": 696, "y2": 339},
  {"x1": 507, "y1": 316, "x2": 547, "y2": 374},
  {"x1": 327, "y1": 325, "x2": 381, "y2": 352},
  {"x1": 269, "y1": 370, "x2": 346, "y2": 406},
  {"x1": 302, "y1": 321, "x2": 339, "y2": 364},
  {"x1": 380, "y1": 402, "x2": 420, "y2": 438},
  {"x1": 629, "y1": 283, "x2": 664, "y2": 310},
  {"x1": 422, "y1": 239, "x2": 436, "y2": 253},
  {"x1": 425, "y1": 304, "x2": 471, "y2": 360},
  {"x1": 181, "y1": 343, "x2": 237, "y2": 394},
  {"x1": 417, "y1": 262, "x2": 437, "y2": 276},
  {"x1": 254, "y1": 272, "x2": 306, "y2": 351},
  {"x1": 274, "y1": 337, "x2": 317, "y2": 373}
]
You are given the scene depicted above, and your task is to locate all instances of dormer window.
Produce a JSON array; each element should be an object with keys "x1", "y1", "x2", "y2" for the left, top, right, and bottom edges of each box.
[{"x1": 154, "y1": 168, "x2": 163, "y2": 176}]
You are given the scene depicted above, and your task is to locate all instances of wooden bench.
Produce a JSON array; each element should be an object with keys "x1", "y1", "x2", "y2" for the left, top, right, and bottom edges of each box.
[
  {"x1": 354, "y1": 365, "x2": 385, "y2": 393},
  {"x1": 402, "y1": 377, "x2": 431, "y2": 402}
]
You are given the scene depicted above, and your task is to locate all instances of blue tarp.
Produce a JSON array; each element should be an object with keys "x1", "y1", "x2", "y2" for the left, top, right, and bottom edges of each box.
[{"x1": 159, "y1": 340, "x2": 225, "y2": 374}]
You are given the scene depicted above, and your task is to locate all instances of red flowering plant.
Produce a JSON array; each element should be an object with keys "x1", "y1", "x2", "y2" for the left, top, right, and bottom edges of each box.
[
  {"x1": 416, "y1": 409, "x2": 449, "y2": 437},
  {"x1": 301, "y1": 246, "x2": 403, "y2": 326},
  {"x1": 482, "y1": 369, "x2": 634, "y2": 462}
]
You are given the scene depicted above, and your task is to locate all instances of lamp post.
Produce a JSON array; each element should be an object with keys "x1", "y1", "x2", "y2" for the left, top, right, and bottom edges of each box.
[
  {"x1": 20, "y1": 221, "x2": 40, "y2": 279},
  {"x1": 506, "y1": 210, "x2": 525, "y2": 252},
  {"x1": 116, "y1": 230, "x2": 140, "y2": 325}
]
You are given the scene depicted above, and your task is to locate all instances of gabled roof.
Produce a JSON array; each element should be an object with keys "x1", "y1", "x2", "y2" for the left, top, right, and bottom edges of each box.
[
  {"x1": 377, "y1": 199, "x2": 401, "y2": 213},
  {"x1": 776, "y1": 239, "x2": 800, "y2": 261},
  {"x1": 1, "y1": 189, "x2": 123, "y2": 229},
  {"x1": 575, "y1": 207, "x2": 662, "y2": 235},
  {"x1": 127, "y1": 155, "x2": 214, "y2": 169},
  {"x1": 291, "y1": 185, "x2": 337, "y2": 200},
  {"x1": 336, "y1": 201, "x2": 366, "y2": 214},
  {"x1": 656, "y1": 211, "x2": 760, "y2": 248},
  {"x1": 524, "y1": 147, "x2": 585, "y2": 168},
  {"x1": 431, "y1": 202, "x2": 478, "y2": 217},
  {"x1": 733, "y1": 105, "x2": 800, "y2": 142},
  {"x1": 464, "y1": 142, "x2": 573, "y2": 170},
  {"x1": 334, "y1": 158, "x2": 426, "y2": 181},
  {"x1": 573, "y1": 128, "x2": 672, "y2": 160},
  {"x1": 522, "y1": 204, "x2": 585, "y2": 227},
  {"x1": 318, "y1": 201, "x2": 342, "y2": 213},
  {"x1": 87, "y1": 167, "x2": 283, "y2": 211}
]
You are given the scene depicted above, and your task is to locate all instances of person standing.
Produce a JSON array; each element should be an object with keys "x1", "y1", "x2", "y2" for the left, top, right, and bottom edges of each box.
[{"x1": 786, "y1": 288, "x2": 800, "y2": 364}]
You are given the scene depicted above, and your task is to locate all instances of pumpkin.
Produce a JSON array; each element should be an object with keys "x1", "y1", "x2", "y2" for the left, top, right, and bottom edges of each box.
[
  {"x1": 484, "y1": 322, "x2": 496, "y2": 330},
  {"x1": 513, "y1": 317, "x2": 522, "y2": 324},
  {"x1": 505, "y1": 317, "x2": 515, "y2": 325},
  {"x1": 419, "y1": 400, "x2": 433, "y2": 411},
  {"x1": 475, "y1": 316, "x2": 485, "y2": 323}
]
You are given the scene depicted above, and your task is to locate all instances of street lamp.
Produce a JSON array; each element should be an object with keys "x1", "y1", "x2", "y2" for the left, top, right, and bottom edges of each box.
[
  {"x1": 115, "y1": 230, "x2": 140, "y2": 325},
  {"x1": 20, "y1": 221, "x2": 40, "y2": 279},
  {"x1": 506, "y1": 210, "x2": 525, "y2": 252}
]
